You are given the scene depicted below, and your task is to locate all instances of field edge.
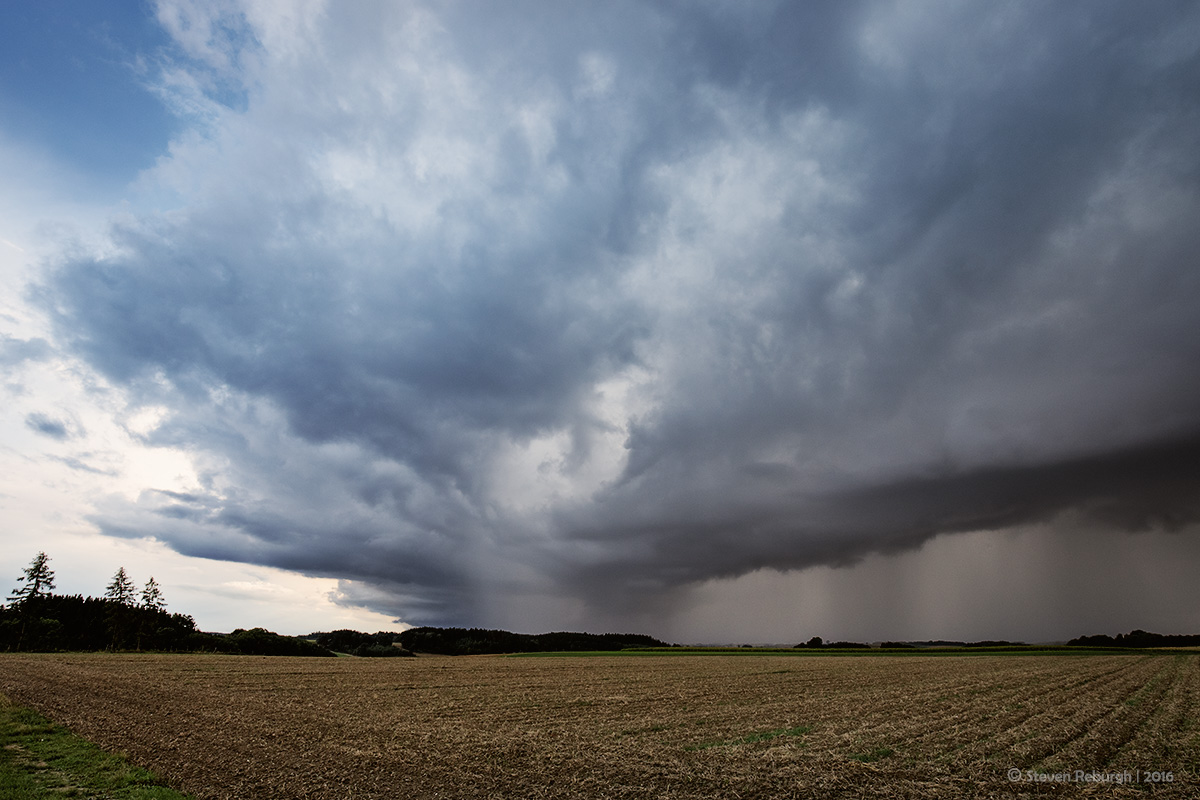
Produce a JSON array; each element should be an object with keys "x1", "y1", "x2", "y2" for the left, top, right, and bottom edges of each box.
[{"x1": 0, "y1": 691, "x2": 195, "y2": 800}]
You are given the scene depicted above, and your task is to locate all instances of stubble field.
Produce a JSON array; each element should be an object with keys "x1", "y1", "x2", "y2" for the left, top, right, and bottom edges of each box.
[{"x1": 1, "y1": 652, "x2": 1198, "y2": 799}]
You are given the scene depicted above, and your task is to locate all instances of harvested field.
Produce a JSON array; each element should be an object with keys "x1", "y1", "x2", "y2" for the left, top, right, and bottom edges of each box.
[{"x1": 1, "y1": 652, "x2": 1198, "y2": 798}]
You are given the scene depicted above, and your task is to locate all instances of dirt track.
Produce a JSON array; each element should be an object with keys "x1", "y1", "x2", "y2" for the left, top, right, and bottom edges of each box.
[{"x1": 1, "y1": 652, "x2": 1198, "y2": 798}]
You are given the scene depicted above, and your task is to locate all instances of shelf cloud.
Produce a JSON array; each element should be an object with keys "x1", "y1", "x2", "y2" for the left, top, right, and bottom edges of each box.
[{"x1": 37, "y1": 1, "x2": 1200, "y2": 628}]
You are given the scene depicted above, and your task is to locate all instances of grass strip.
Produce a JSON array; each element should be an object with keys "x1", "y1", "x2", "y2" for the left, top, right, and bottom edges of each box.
[
  {"x1": 849, "y1": 747, "x2": 895, "y2": 762},
  {"x1": 0, "y1": 693, "x2": 194, "y2": 800}
]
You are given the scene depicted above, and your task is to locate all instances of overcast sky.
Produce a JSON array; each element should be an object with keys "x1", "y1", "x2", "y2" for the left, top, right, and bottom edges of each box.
[{"x1": 2, "y1": 1, "x2": 1199, "y2": 642}]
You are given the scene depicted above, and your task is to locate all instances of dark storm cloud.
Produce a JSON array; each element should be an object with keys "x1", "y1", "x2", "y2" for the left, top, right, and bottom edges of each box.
[
  {"x1": 41, "y1": 1, "x2": 1200, "y2": 626},
  {"x1": 561, "y1": 433, "x2": 1200, "y2": 604},
  {"x1": 829, "y1": 435, "x2": 1200, "y2": 538},
  {"x1": 0, "y1": 335, "x2": 52, "y2": 367}
]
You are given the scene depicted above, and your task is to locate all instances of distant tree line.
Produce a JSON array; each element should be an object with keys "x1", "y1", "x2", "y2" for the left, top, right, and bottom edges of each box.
[
  {"x1": 389, "y1": 627, "x2": 668, "y2": 655},
  {"x1": 794, "y1": 636, "x2": 872, "y2": 649},
  {"x1": 217, "y1": 627, "x2": 334, "y2": 657},
  {"x1": 308, "y1": 627, "x2": 672, "y2": 657},
  {"x1": 1, "y1": 552, "x2": 332, "y2": 656},
  {"x1": 1068, "y1": 630, "x2": 1200, "y2": 648},
  {"x1": 310, "y1": 629, "x2": 414, "y2": 657},
  {"x1": 795, "y1": 633, "x2": 1200, "y2": 650}
]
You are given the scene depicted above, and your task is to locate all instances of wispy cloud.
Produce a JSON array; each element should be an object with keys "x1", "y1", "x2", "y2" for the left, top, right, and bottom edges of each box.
[{"x1": 25, "y1": 412, "x2": 72, "y2": 440}]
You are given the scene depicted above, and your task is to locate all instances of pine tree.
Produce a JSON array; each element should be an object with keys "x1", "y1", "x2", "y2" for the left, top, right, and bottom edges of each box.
[
  {"x1": 104, "y1": 567, "x2": 136, "y2": 605},
  {"x1": 8, "y1": 551, "x2": 55, "y2": 605},
  {"x1": 141, "y1": 576, "x2": 166, "y2": 611},
  {"x1": 8, "y1": 552, "x2": 57, "y2": 650}
]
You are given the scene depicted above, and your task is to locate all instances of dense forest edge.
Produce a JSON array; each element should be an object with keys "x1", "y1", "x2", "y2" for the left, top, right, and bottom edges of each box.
[
  {"x1": 1, "y1": 553, "x2": 336, "y2": 656},
  {"x1": 3, "y1": 553, "x2": 1198, "y2": 656},
  {"x1": 0, "y1": 593, "x2": 336, "y2": 656}
]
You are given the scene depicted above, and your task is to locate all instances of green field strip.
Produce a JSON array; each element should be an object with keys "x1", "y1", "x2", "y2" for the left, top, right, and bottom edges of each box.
[
  {"x1": 848, "y1": 746, "x2": 896, "y2": 762},
  {"x1": 508, "y1": 647, "x2": 1193, "y2": 657},
  {"x1": 0, "y1": 694, "x2": 194, "y2": 800}
]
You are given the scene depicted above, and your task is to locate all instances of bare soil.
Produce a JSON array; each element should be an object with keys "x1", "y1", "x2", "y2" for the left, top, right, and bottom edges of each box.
[{"x1": 1, "y1": 652, "x2": 1197, "y2": 798}]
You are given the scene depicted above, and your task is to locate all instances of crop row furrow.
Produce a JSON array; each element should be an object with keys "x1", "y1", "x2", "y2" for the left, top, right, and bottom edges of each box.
[
  {"x1": 900, "y1": 657, "x2": 1159, "y2": 766},
  {"x1": 837, "y1": 656, "x2": 1146, "y2": 749},
  {"x1": 968, "y1": 658, "x2": 1165, "y2": 766},
  {"x1": 1036, "y1": 657, "x2": 1177, "y2": 773}
]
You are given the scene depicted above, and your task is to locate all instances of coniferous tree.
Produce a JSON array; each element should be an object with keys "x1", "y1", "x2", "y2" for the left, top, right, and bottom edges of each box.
[
  {"x1": 105, "y1": 567, "x2": 136, "y2": 605},
  {"x1": 104, "y1": 567, "x2": 137, "y2": 649},
  {"x1": 6, "y1": 551, "x2": 58, "y2": 650},
  {"x1": 8, "y1": 551, "x2": 55, "y2": 605},
  {"x1": 141, "y1": 577, "x2": 166, "y2": 611},
  {"x1": 135, "y1": 576, "x2": 168, "y2": 650}
]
